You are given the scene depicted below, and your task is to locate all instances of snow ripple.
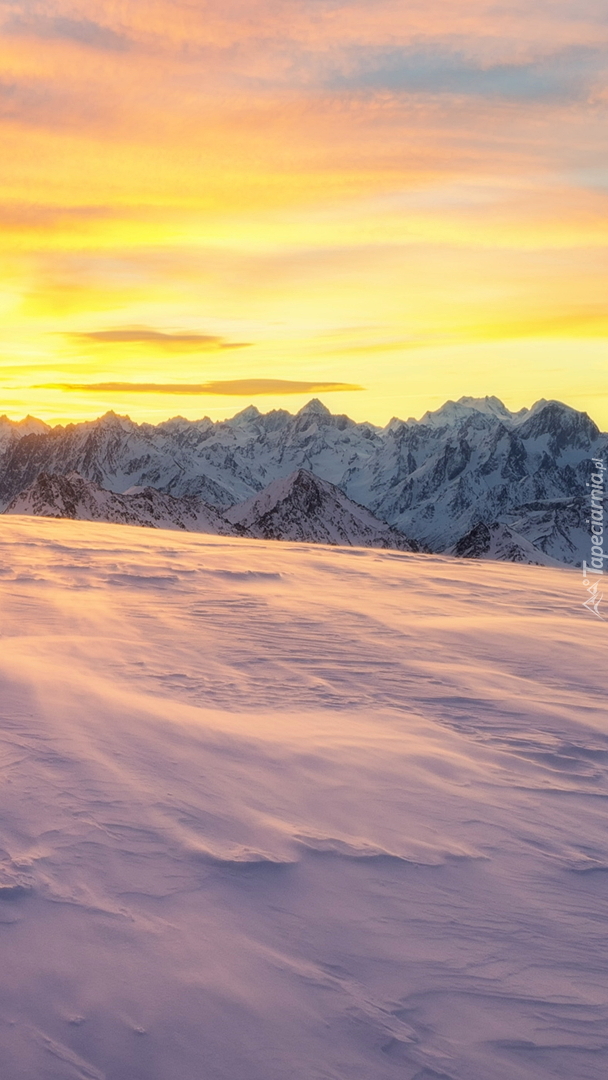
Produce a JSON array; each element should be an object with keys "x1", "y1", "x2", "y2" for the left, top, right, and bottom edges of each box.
[{"x1": 0, "y1": 516, "x2": 605, "y2": 1080}]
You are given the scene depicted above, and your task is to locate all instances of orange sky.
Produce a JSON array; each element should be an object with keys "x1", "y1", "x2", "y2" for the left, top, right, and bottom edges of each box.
[{"x1": 1, "y1": 0, "x2": 607, "y2": 426}]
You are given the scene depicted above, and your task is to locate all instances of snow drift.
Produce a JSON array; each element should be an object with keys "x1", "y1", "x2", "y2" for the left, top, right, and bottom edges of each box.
[{"x1": 0, "y1": 516, "x2": 606, "y2": 1080}]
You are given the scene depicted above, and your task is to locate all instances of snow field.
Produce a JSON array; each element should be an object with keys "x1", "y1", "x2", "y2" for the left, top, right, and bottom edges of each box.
[{"x1": 0, "y1": 516, "x2": 606, "y2": 1080}]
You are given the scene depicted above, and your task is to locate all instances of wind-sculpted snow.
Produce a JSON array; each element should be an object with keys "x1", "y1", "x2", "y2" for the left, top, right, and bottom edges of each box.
[{"x1": 0, "y1": 517, "x2": 606, "y2": 1080}]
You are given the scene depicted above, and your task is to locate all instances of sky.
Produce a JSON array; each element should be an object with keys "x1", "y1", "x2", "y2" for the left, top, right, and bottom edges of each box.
[{"x1": 0, "y1": 0, "x2": 607, "y2": 427}]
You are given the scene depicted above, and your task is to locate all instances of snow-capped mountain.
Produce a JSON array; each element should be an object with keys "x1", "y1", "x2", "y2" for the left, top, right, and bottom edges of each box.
[
  {"x1": 225, "y1": 468, "x2": 420, "y2": 550},
  {"x1": 449, "y1": 521, "x2": 561, "y2": 566},
  {"x1": 0, "y1": 399, "x2": 381, "y2": 510},
  {"x1": 355, "y1": 399, "x2": 604, "y2": 556},
  {"x1": 0, "y1": 396, "x2": 604, "y2": 564},
  {"x1": 5, "y1": 469, "x2": 420, "y2": 552},
  {"x1": 500, "y1": 496, "x2": 589, "y2": 566},
  {"x1": 4, "y1": 472, "x2": 239, "y2": 535},
  {"x1": 0, "y1": 413, "x2": 49, "y2": 458},
  {"x1": 415, "y1": 394, "x2": 528, "y2": 428}
]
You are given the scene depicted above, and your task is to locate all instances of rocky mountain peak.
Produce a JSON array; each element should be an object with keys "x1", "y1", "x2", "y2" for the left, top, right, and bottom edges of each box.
[
  {"x1": 517, "y1": 400, "x2": 599, "y2": 445},
  {"x1": 95, "y1": 410, "x2": 137, "y2": 433},
  {"x1": 418, "y1": 396, "x2": 516, "y2": 428},
  {"x1": 225, "y1": 467, "x2": 419, "y2": 550},
  {"x1": 296, "y1": 399, "x2": 332, "y2": 418},
  {"x1": 230, "y1": 405, "x2": 262, "y2": 424}
]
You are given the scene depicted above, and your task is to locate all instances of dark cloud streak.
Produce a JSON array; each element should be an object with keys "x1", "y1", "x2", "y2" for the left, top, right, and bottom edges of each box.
[
  {"x1": 36, "y1": 379, "x2": 365, "y2": 396},
  {"x1": 66, "y1": 330, "x2": 252, "y2": 351}
]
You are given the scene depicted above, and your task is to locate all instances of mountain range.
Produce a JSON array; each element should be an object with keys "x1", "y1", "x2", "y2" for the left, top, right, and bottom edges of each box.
[
  {"x1": 1, "y1": 395, "x2": 604, "y2": 565},
  {"x1": 5, "y1": 469, "x2": 420, "y2": 552},
  {"x1": 4, "y1": 471, "x2": 239, "y2": 536}
]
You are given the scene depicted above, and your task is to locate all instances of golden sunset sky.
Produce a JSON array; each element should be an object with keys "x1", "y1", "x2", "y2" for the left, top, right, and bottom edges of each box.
[{"x1": 1, "y1": 0, "x2": 607, "y2": 425}]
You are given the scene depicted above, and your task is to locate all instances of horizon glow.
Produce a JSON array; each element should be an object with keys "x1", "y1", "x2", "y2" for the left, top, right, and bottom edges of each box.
[{"x1": 0, "y1": 0, "x2": 607, "y2": 427}]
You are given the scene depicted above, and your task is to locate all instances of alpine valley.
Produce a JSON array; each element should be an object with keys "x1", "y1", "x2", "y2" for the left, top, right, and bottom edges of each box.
[{"x1": 1, "y1": 395, "x2": 604, "y2": 566}]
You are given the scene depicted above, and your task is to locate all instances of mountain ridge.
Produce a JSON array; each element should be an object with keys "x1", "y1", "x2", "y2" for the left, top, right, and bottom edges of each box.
[
  {"x1": 4, "y1": 471, "x2": 239, "y2": 535},
  {"x1": 225, "y1": 468, "x2": 421, "y2": 551},
  {"x1": 4, "y1": 469, "x2": 420, "y2": 552},
  {"x1": 1, "y1": 396, "x2": 603, "y2": 565}
]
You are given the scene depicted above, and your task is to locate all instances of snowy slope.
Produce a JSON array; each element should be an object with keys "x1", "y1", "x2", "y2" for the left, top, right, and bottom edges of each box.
[
  {"x1": 225, "y1": 468, "x2": 420, "y2": 550},
  {"x1": 3, "y1": 471, "x2": 238, "y2": 535},
  {"x1": 0, "y1": 397, "x2": 603, "y2": 565},
  {"x1": 0, "y1": 516, "x2": 606, "y2": 1080}
]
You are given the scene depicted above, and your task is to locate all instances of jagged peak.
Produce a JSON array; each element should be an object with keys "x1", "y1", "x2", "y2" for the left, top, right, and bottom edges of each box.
[
  {"x1": 526, "y1": 398, "x2": 574, "y2": 418},
  {"x1": 296, "y1": 398, "x2": 332, "y2": 418},
  {"x1": 418, "y1": 396, "x2": 515, "y2": 427},
  {"x1": 19, "y1": 413, "x2": 49, "y2": 427},
  {"x1": 231, "y1": 404, "x2": 262, "y2": 422},
  {"x1": 271, "y1": 467, "x2": 326, "y2": 495},
  {"x1": 516, "y1": 398, "x2": 596, "y2": 426},
  {"x1": 95, "y1": 410, "x2": 135, "y2": 429},
  {"x1": 0, "y1": 414, "x2": 50, "y2": 434},
  {"x1": 456, "y1": 395, "x2": 512, "y2": 417},
  {"x1": 516, "y1": 399, "x2": 599, "y2": 439},
  {"x1": 224, "y1": 469, "x2": 330, "y2": 525},
  {"x1": 251, "y1": 468, "x2": 322, "y2": 501},
  {"x1": 2, "y1": 396, "x2": 602, "y2": 437}
]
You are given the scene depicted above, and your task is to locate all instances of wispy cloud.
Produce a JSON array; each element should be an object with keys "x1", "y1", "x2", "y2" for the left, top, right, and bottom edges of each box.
[
  {"x1": 0, "y1": 203, "x2": 117, "y2": 228},
  {"x1": 328, "y1": 44, "x2": 604, "y2": 102},
  {"x1": 4, "y1": 15, "x2": 132, "y2": 53},
  {"x1": 36, "y1": 379, "x2": 365, "y2": 395},
  {"x1": 4, "y1": 0, "x2": 608, "y2": 427},
  {"x1": 66, "y1": 329, "x2": 252, "y2": 351},
  {"x1": 0, "y1": 77, "x2": 112, "y2": 130}
]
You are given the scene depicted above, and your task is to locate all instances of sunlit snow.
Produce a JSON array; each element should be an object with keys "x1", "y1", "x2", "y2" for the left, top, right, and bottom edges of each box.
[{"x1": 0, "y1": 516, "x2": 606, "y2": 1080}]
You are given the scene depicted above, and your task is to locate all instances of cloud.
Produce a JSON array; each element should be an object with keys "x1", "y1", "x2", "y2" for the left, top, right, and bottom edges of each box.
[
  {"x1": 328, "y1": 44, "x2": 603, "y2": 101},
  {"x1": 0, "y1": 77, "x2": 111, "y2": 130},
  {"x1": 5, "y1": 15, "x2": 132, "y2": 53},
  {"x1": 35, "y1": 379, "x2": 365, "y2": 395},
  {"x1": 65, "y1": 329, "x2": 252, "y2": 351},
  {"x1": 326, "y1": 338, "x2": 426, "y2": 355},
  {"x1": 0, "y1": 203, "x2": 115, "y2": 227}
]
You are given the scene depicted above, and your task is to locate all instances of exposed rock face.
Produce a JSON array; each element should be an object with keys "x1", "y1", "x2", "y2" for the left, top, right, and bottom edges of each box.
[{"x1": 225, "y1": 469, "x2": 421, "y2": 550}]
